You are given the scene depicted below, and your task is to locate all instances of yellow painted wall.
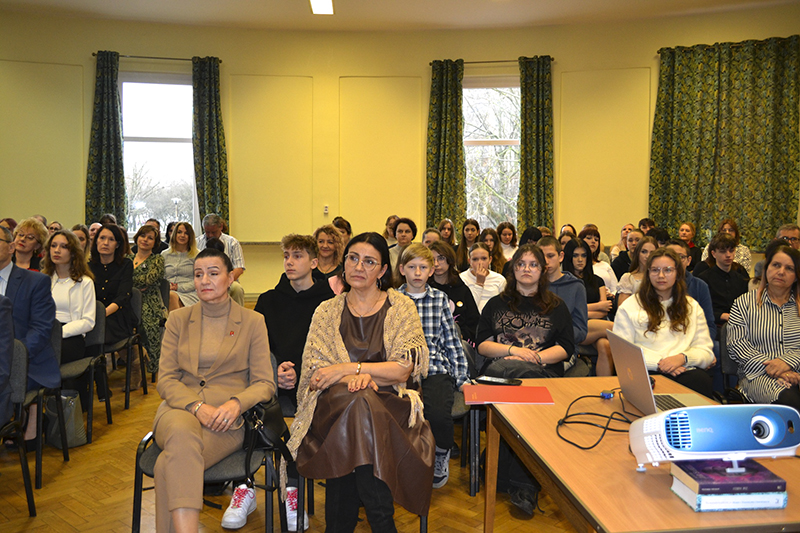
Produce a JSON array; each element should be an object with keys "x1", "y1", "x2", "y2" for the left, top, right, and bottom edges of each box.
[{"x1": 0, "y1": 4, "x2": 798, "y2": 294}]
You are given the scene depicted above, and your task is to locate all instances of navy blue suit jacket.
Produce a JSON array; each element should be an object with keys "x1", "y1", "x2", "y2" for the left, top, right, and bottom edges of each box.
[
  {"x1": 0, "y1": 294, "x2": 13, "y2": 425},
  {"x1": 6, "y1": 265, "x2": 58, "y2": 389}
]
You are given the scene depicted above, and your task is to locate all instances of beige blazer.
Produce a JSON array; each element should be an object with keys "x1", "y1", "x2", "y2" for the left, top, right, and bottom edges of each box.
[{"x1": 154, "y1": 300, "x2": 276, "y2": 429}]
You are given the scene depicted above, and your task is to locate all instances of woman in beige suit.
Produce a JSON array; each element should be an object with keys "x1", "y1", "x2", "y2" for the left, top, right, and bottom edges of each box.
[{"x1": 153, "y1": 248, "x2": 275, "y2": 533}]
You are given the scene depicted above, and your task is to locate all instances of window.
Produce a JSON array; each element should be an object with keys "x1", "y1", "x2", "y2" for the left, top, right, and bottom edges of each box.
[
  {"x1": 120, "y1": 73, "x2": 198, "y2": 234},
  {"x1": 463, "y1": 77, "x2": 520, "y2": 230}
]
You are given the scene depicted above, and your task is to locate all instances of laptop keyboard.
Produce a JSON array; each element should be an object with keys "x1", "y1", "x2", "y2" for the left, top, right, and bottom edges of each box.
[{"x1": 655, "y1": 395, "x2": 686, "y2": 411}]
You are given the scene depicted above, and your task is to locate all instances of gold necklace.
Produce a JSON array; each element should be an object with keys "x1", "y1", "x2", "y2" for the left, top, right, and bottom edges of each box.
[{"x1": 347, "y1": 292, "x2": 384, "y2": 317}]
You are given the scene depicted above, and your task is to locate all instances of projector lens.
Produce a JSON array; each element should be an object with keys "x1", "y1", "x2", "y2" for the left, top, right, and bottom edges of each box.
[{"x1": 752, "y1": 421, "x2": 770, "y2": 439}]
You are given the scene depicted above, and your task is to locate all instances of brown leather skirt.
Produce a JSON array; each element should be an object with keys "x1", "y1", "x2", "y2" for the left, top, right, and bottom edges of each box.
[{"x1": 296, "y1": 383, "x2": 435, "y2": 516}]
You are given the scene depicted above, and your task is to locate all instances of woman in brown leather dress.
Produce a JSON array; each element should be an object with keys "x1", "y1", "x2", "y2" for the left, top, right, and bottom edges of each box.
[{"x1": 287, "y1": 232, "x2": 434, "y2": 532}]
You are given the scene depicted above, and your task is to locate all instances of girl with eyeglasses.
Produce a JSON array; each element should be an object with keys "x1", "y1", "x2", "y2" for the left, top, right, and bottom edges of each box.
[
  {"x1": 475, "y1": 243, "x2": 573, "y2": 514},
  {"x1": 477, "y1": 243, "x2": 573, "y2": 378},
  {"x1": 289, "y1": 232, "x2": 434, "y2": 531},
  {"x1": 613, "y1": 247, "x2": 715, "y2": 397}
]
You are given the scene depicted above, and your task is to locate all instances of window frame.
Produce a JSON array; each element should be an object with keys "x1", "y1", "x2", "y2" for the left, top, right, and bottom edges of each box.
[
  {"x1": 462, "y1": 76, "x2": 522, "y2": 229},
  {"x1": 118, "y1": 71, "x2": 199, "y2": 234}
]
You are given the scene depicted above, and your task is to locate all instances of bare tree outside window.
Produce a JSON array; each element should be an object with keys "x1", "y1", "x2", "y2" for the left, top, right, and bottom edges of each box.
[
  {"x1": 463, "y1": 87, "x2": 521, "y2": 230},
  {"x1": 126, "y1": 163, "x2": 194, "y2": 231}
]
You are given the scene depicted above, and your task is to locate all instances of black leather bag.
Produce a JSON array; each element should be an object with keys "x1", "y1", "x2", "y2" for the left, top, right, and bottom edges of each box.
[
  {"x1": 242, "y1": 397, "x2": 291, "y2": 484},
  {"x1": 45, "y1": 390, "x2": 87, "y2": 449}
]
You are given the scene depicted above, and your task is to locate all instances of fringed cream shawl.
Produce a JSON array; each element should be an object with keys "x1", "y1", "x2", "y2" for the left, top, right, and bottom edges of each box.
[{"x1": 282, "y1": 289, "x2": 429, "y2": 496}]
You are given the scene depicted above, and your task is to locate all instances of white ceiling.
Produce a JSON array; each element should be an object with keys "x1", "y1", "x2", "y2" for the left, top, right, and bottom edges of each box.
[{"x1": 0, "y1": 0, "x2": 793, "y2": 32}]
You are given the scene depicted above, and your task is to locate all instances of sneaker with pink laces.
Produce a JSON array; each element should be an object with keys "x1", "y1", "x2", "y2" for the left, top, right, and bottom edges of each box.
[
  {"x1": 221, "y1": 484, "x2": 256, "y2": 529},
  {"x1": 285, "y1": 486, "x2": 309, "y2": 531}
]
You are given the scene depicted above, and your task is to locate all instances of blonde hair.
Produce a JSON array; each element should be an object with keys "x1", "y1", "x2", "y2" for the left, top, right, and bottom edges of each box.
[
  {"x1": 399, "y1": 243, "x2": 434, "y2": 267},
  {"x1": 14, "y1": 217, "x2": 48, "y2": 253},
  {"x1": 395, "y1": 243, "x2": 434, "y2": 287},
  {"x1": 313, "y1": 224, "x2": 344, "y2": 265}
]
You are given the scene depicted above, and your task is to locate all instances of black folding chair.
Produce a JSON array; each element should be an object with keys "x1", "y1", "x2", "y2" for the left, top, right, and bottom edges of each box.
[
  {"x1": 133, "y1": 401, "x2": 289, "y2": 532},
  {"x1": 0, "y1": 340, "x2": 36, "y2": 516},
  {"x1": 103, "y1": 288, "x2": 148, "y2": 409},
  {"x1": 23, "y1": 322, "x2": 69, "y2": 489}
]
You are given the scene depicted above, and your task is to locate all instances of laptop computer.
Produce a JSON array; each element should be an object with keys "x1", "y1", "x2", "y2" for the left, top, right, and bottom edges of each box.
[{"x1": 607, "y1": 329, "x2": 711, "y2": 416}]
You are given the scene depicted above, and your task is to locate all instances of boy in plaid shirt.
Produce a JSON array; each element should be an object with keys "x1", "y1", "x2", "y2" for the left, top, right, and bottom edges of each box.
[{"x1": 397, "y1": 244, "x2": 469, "y2": 489}]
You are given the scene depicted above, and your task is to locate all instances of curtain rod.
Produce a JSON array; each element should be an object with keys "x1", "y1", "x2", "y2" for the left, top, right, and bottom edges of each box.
[
  {"x1": 92, "y1": 53, "x2": 221, "y2": 63},
  {"x1": 429, "y1": 58, "x2": 554, "y2": 66}
]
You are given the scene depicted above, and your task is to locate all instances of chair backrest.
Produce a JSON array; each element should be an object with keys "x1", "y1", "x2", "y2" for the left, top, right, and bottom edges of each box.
[
  {"x1": 160, "y1": 278, "x2": 170, "y2": 310},
  {"x1": 10, "y1": 340, "x2": 29, "y2": 404},
  {"x1": 130, "y1": 288, "x2": 143, "y2": 325},
  {"x1": 50, "y1": 321, "x2": 62, "y2": 366},
  {"x1": 462, "y1": 340, "x2": 482, "y2": 378},
  {"x1": 85, "y1": 301, "x2": 106, "y2": 349},
  {"x1": 719, "y1": 323, "x2": 737, "y2": 376}
]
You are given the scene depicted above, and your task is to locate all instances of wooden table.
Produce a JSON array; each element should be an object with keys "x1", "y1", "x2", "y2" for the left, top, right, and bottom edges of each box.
[{"x1": 483, "y1": 376, "x2": 800, "y2": 532}]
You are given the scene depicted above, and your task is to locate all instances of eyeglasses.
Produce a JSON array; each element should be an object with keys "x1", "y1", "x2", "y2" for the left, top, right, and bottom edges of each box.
[
  {"x1": 677, "y1": 255, "x2": 689, "y2": 261},
  {"x1": 344, "y1": 253, "x2": 380, "y2": 271},
  {"x1": 649, "y1": 266, "x2": 677, "y2": 276},
  {"x1": 0, "y1": 239, "x2": 11, "y2": 244},
  {"x1": 782, "y1": 236, "x2": 800, "y2": 244},
  {"x1": 514, "y1": 261, "x2": 540, "y2": 271}
]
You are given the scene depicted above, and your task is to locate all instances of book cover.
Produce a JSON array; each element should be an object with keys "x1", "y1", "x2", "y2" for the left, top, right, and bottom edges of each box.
[
  {"x1": 670, "y1": 459, "x2": 786, "y2": 494},
  {"x1": 462, "y1": 384, "x2": 554, "y2": 405},
  {"x1": 671, "y1": 477, "x2": 787, "y2": 512}
]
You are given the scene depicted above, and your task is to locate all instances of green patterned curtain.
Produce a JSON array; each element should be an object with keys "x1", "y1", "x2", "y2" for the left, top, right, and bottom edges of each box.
[
  {"x1": 85, "y1": 51, "x2": 126, "y2": 225},
  {"x1": 192, "y1": 56, "x2": 229, "y2": 225},
  {"x1": 426, "y1": 59, "x2": 466, "y2": 229},
  {"x1": 518, "y1": 56, "x2": 554, "y2": 232},
  {"x1": 650, "y1": 36, "x2": 800, "y2": 250}
]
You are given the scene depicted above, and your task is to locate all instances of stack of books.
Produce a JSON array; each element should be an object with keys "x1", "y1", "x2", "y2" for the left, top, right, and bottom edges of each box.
[{"x1": 670, "y1": 459, "x2": 787, "y2": 512}]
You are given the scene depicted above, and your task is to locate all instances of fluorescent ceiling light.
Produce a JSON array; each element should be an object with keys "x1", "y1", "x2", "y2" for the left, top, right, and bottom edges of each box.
[{"x1": 310, "y1": 0, "x2": 334, "y2": 15}]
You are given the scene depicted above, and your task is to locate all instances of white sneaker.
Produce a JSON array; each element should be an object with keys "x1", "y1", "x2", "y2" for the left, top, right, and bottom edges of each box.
[
  {"x1": 221, "y1": 484, "x2": 256, "y2": 529},
  {"x1": 285, "y1": 486, "x2": 310, "y2": 531}
]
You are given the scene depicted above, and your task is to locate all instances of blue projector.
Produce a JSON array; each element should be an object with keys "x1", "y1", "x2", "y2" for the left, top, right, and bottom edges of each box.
[{"x1": 629, "y1": 404, "x2": 800, "y2": 470}]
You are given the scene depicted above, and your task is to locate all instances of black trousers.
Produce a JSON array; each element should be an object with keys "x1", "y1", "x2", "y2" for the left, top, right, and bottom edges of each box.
[
  {"x1": 325, "y1": 465, "x2": 396, "y2": 533},
  {"x1": 776, "y1": 388, "x2": 800, "y2": 411},
  {"x1": 421, "y1": 374, "x2": 455, "y2": 450},
  {"x1": 658, "y1": 368, "x2": 714, "y2": 399}
]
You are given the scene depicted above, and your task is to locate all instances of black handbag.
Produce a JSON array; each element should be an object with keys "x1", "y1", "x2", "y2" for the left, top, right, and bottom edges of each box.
[
  {"x1": 45, "y1": 390, "x2": 87, "y2": 449},
  {"x1": 242, "y1": 397, "x2": 292, "y2": 485}
]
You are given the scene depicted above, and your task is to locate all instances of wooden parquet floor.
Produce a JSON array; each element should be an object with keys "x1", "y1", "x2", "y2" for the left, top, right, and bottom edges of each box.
[{"x1": 0, "y1": 366, "x2": 577, "y2": 532}]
